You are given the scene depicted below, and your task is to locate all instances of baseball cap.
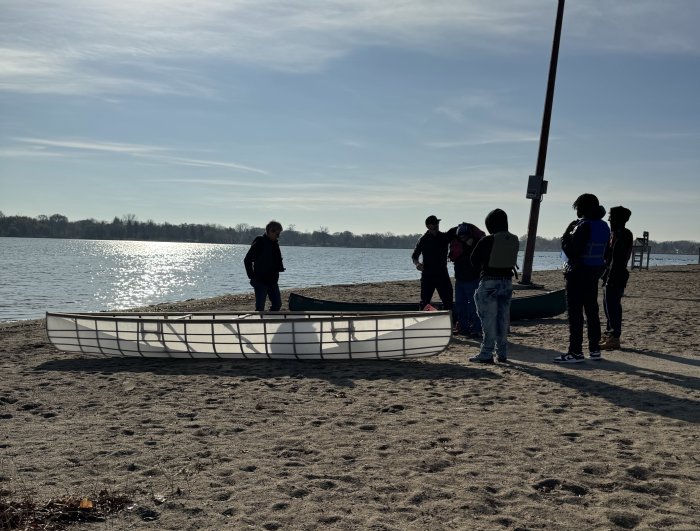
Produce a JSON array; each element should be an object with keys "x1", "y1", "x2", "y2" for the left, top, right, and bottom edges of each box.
[{"x1": 425, "y1": 215, "x2": 440, "y2": 225}]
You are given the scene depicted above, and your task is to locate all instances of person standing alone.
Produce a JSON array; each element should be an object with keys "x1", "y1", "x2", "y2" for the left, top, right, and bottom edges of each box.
[
  {"x1": 411, "y1": 215, "x2": 454, "y2": 316},
  {"x1": 244, "y1": 220, "x2": 285, "y2": 312},
  {"x1": 555, "y1": 194, "x2": 610, "y2": 363},
  {"x1": 600, "y1": 206, "x2": 633, "y2": 351}
]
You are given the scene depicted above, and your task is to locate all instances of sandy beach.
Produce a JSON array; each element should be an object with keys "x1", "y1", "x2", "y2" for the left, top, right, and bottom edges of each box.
[{"x1": 1, "y1": 265, "x2": 698, "y2": 530}]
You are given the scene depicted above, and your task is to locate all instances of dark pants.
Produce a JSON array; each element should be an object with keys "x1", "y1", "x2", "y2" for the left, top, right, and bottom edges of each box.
[
  {"x1": 565, "y1": 268, "x2": 604, "y2": 354},
  {"x1": 251, "y1": 279, "x2": 281, "y2": 312},
  {"x1": 420, "y1": 271, "x2": 454, "y2": 313},
  {"x1": 603, "y1": 283, "x2": 625, "y2": 338}
]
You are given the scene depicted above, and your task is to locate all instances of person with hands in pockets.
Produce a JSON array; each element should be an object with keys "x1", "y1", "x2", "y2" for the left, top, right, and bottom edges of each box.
[{"x1": 244, "y1": 220, "x2": 285, "y2": 312}]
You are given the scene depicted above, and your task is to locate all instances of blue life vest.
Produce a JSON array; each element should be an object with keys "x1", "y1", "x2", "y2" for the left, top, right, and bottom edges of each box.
[{"x1": 581, "y1": 219, "x2": 610, "y2": 266}]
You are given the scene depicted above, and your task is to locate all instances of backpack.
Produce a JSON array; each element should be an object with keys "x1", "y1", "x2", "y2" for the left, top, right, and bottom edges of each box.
[{"x1": 448, "y1": 239, "x2": 464, "y2": 262}]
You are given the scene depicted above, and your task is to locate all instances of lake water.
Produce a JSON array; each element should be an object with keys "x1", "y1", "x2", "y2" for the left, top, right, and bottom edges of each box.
[{"x1": 1, "y1": 237, "x2": 697, "y2": 322}]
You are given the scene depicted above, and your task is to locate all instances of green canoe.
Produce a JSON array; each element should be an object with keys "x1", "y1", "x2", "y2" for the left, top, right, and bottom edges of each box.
[{"x1": 288, "y1": 288, "x2": 566, "y2": 321}]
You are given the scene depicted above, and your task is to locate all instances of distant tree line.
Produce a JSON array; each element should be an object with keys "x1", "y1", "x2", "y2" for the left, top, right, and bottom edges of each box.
[
  {"x1": 518, "y1": 234, "x2": 699, "y2": 255},
  {"x1": 0, "y1": 212, "x2": 420, "y2": 249},
  {"x1": 0, "y1": 212, "x2": 697, "y2": 253}
]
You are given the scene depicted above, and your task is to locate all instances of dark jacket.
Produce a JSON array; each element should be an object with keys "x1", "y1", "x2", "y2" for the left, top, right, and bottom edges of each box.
[
  {"x1": 447, "y1": 223, "x2": 484, "y2": 282},
  {"x1": 244, "y1": 234, "x2": 285, "y2": 284},
  {"x1": 561, "y1": 205, "x2": 610, "y2": 275},
  {"x1": 411, "y1": 230, "x2": 449, "y2": 276},
  {"x1": 470, "y1": 209, "x2": 519, "y2": 279},
  {"x1": 603, "y1": 227, "x2": 633, "y2": 287}
]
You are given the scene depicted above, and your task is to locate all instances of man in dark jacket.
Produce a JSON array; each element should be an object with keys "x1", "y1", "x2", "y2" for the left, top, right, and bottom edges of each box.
[
  {"x1": 600, "y1": 206, "x2": 633, "y2": 350},
  {"x1": 411, "y1": 215, "x2": 453, "y2": 314},
  {"x1": 244, "y1": 220, "x2": 285, "y2": 311},
  {"x1": 468, "y1": 209, "x2": 519, "y2": 363},
  {"x1": 555, "y1": 194, "x2": 610, "y2": 363},
  {"x1": 447, "y1": 222, "x2": 485, "y2": 337}
]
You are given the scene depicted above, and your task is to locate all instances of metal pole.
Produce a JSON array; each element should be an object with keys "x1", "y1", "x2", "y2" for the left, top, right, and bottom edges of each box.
[{"x1": 521, "y1": 0, "x2": 565, "y2": 285}]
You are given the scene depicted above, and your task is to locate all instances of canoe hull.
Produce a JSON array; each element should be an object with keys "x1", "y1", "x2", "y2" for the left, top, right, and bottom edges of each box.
[
  {"x1": 45, "y1": 310, "x2": 452, "y2": 360},
  {"x1": 288, "y1": 289, "x2": 567, "y2": 321}
]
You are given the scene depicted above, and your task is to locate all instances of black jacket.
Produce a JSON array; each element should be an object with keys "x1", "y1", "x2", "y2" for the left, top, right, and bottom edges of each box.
[
  {"x1": 244, "y1": 234, "x2": 285, "y2": 284},
  {"x1": 603, "y1": 227, "x2": 633, "y2": 287},
  {"x1": 411, "y1": 230, "x2": 449, "y2": 276}
]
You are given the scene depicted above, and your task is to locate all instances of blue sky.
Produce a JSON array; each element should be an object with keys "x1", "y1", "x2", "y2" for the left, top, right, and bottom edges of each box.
[{"x1": 1, "y1": 1, "x2": 699, "y2": 241}]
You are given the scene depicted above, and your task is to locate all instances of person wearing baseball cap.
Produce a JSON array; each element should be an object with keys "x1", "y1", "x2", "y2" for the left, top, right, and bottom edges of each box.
[{"x1": 411, "y1": 215, "x2": 454, "y2": 318}]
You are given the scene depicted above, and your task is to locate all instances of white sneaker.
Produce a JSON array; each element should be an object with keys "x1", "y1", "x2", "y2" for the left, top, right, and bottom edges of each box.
[{"x1": 553, "y1": 352, "x2": 585, "y2": 364}]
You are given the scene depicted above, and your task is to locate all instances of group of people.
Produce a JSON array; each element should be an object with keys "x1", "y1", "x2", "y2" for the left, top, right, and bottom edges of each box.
[
  {"x1": 556, "y1": 193, "x2": 633, "y2": 363},
  {"x1": 411, "y1": 210, "x2": 520, "y2": 363},
  {"x1": 243, "y1": 194, "x2": 633, "y2": 365}
]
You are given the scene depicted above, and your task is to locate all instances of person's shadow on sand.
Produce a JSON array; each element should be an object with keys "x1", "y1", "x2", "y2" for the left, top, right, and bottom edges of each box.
[
  {"x1": 622, "y1": 347, "x2": 700, "y2": 368},
  {"x1": 503, "y1": 344, "x2": 700, "y2": 424}
]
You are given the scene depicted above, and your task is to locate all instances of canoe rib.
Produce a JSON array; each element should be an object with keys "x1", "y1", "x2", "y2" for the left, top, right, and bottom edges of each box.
[
  {"x1": 45, "y1": 310, "x2": 452, "y2": 360},
  {"x1": 288, "y1": 289, "x2": 567, "y2": 321}
]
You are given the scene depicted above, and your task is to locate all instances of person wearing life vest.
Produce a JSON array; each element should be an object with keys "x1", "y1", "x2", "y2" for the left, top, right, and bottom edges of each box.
[
  {"x1": 411, "y1": 215, "x2": 454, "y2": 316},
  {"x1": 468, "y1": 209, "x2": 519, "y2": 363},
  {"x1": 446, "y1": 222, "x2": 485, "y2": 338},
  {"x1": 600, "y1": 206, "x2": 634, "y2": 351},
  {"x1": 554, "y1": 194, "x2": 611, "y2": 363}
]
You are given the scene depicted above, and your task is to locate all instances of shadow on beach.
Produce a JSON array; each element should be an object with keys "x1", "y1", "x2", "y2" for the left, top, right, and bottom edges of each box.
[
  {"x1": 504, "y1": 345, "x2": 700, "y2": 424},
  {"x1": 35, "y1": 356, "x2": 501, "y2": 388}
]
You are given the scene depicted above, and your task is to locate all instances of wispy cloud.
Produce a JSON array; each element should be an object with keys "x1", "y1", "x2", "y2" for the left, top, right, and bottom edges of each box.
[
  {"x1": 12, "y1": 137, "x2": 268, "y2": 174},
  {"x1": 15, "y1": 137, "x2": 170, "y2": 154},
  {"x1": 425, "y1": 130, "x2": 541, "y2": 148},
  {"x1": 150, "y1": 157, "x2": 268, "y2": 174},
  {"x1": 434, "y1": 91, "x2": 503, "y2": 123},
  {"x1": 2, "y1": 1, "x2": 698, "y2": 98}
]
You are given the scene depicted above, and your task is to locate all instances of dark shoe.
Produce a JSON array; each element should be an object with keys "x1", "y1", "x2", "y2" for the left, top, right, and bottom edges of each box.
[
  {"x1": 588, "y1": 350, "x2": 602, "y2": 361},
  {"x1": 600, "y1": 337, "x2": 620, "y2": 350},
  {"x1": 496, "y1": 356, "x2": 508, "y2": 363},
  {"x1": 553, "y1": 352, "x2": 585, "y2": 364},
  {"x1": 469, "y1": 355, "x2": 494, "y2": 364}
]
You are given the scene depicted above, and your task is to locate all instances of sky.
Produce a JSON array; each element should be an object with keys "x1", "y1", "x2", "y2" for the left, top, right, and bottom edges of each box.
[{"x1": 1, "y1": 1, "x2": 699, "y2": 242}]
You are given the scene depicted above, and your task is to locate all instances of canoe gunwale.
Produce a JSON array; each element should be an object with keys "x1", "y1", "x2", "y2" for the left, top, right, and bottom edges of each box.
[
  {"x1": 45, "y1": 310, "x2": 451, "y2": 324},
  {"x1": 288, "y1": 289, "x2": 567, "y2": 320}
]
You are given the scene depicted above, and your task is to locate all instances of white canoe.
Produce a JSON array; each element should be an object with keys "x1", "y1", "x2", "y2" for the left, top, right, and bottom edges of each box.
[{"x1": 45, "y1": 310, "x2": 452, "y2": 360}]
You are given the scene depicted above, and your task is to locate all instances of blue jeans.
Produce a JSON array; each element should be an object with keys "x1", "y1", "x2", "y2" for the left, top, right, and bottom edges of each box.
[
  {"x1": 251, "y1": 279, "x2": 281, "y2": 312},
  {"x1": 455, "y1": 279, "x2": 481, "y2": 334},
  {"x1": 474, "y1": 278, "x2": 512, "y2": 359}
]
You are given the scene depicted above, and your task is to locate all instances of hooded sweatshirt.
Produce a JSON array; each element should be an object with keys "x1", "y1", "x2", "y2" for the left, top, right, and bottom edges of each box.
[
  {"x1": 604, "y1": 207, "x2": 633, "y2": 286},
  {"x1": 470, "y1": 209, "x2": 519, "y2": 279}
]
